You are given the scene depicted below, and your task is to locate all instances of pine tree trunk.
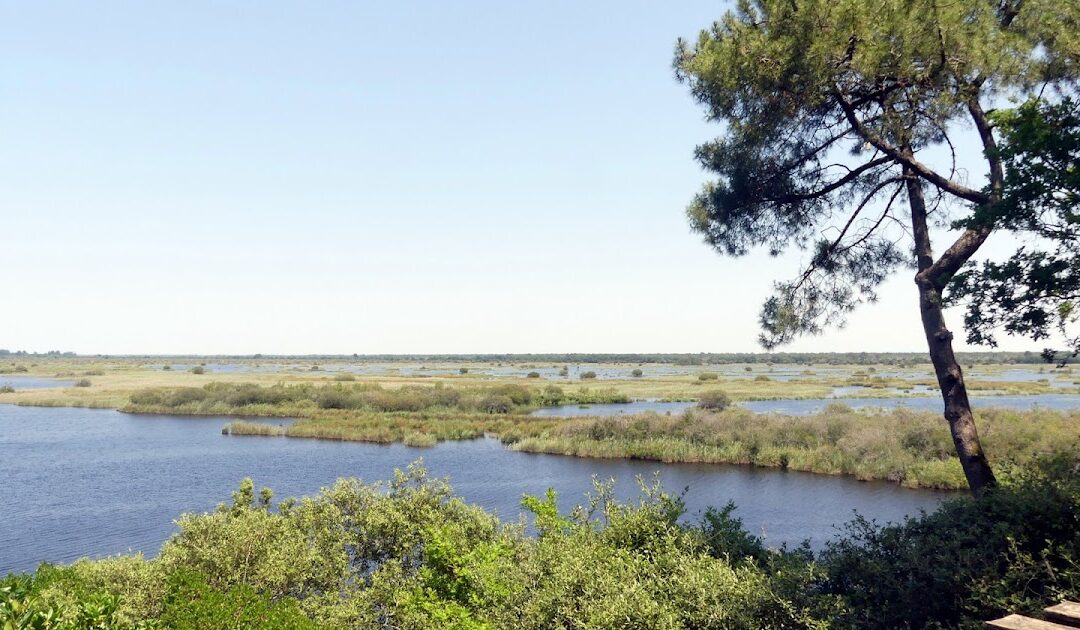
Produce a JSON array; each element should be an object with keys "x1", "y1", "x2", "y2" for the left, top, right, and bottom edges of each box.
[
  {"x1": 916, "y1": 279, "x2": 997, "y2": 496},
  {"x1": 905, "y1": 166, "x2": 997, "y2": 496}
]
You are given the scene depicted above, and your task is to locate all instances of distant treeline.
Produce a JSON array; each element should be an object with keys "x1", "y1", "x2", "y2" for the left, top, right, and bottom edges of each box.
[{"x1": 63, "y1": 351, "x2": 1070, "y2": 365}]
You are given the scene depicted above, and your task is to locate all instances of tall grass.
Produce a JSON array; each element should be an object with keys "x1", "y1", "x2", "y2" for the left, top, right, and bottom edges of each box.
[
  {"x1": 511, "y1": 406, "x2": 1080, "y2": 490},
  {"x1": 124, "y1": 382, "x2": 628, "y2": 417},
  {"x1": 122, "y1": 383, "x2": 1079, "y2": 489}
]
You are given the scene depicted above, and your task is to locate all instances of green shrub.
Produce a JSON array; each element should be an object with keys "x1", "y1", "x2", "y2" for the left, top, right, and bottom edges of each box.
[
  {"x1": 526, "y1": 371, "x2": 541, "y2": 378},
  {"x1": 189, "y1": 366, "x2": 205, "y2": 375},
  {"x1": 459, "y1": 367, "x2": 469, "y2": 374},
  {"x1": 333, "y1": 373, "x2": 356, "y2": 382},
  {"x1": 159, "y1": 569, "x2": 317, "y2": 629},
  {"x1": 479, "y1": 395, "x2": 514, "y2": 414},
  {"x1": 316, "y1": 388, "x2": 356, "y2": 409},
  {"x1": 0, "y1": 386, "x2": 13, "y2": 394},
  {"x1": 579, "y1": 371, "x2": 597, "y2": 380},
  {"x1": 754, "y1": 375, "x2": 771, "y2": 382},
  {"x1": 74, "y1": 379, "x2": 92, "y2": 388},
  {"x1": 819, "y1": 454, "x2": 1080, "y2": 628},
  {"x1": 631, "y1": 368, "x2": 643, "y2": 377},
  {"x1": 698, "y1": 372, "x2": 719, "y2": 381},
  {"x1": 5, "y1": 460, "x2": 1078, "y2": 629},
  {"x1": 697, "y1": 390, "x2": 731, "y2": 411}
]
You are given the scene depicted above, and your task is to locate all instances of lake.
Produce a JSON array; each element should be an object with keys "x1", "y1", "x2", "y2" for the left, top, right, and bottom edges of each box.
[
  {"x1": 0, "y1": 405, "x2": 950, "y2": 574},
  {"x1": 0, "y1": 375, "x2": 76, "y2": 390}
]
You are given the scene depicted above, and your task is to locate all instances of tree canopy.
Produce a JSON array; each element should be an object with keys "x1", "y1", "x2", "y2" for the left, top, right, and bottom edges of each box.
[
  {"x1": 675, "y1": 0, "x2": 1079, "y2": 494},
  {"x1": 675, "y1": 0, "x2": 1079, "y2": 349},
  {"x1": 948, "y1": 98, "x2": 1080, "y2": 363}
]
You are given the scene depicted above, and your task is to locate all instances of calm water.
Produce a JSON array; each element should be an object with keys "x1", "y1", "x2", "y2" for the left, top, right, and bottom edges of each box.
[
  {"x1": 533, "y1": 393, "x2": 1080, "y2": 417},
  {"x1": 743, "y1": 393, "x2": 1080, "y2": 415},
  {"x1": 0, "y1": 405, "x2": 950, "y2": 574},
  {"x1": 0, "y1": 375, "x2": 76, "y2": 390},
  {"x1": 531, "y1": 400, "x2": 697, "y2": 417}
]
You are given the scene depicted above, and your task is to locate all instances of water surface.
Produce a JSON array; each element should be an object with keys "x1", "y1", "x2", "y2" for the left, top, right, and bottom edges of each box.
[
  {"x1": 0, "y1": 375, "x2": 76, "y2": 390},
  {"x1": 0, "y1": 405, "x2": 949, "y2": 574},
  {"x1": 743, "y1": 393, "x2": 1080, "y2": 415},
  {"x1": 533, "y1": 393, "x2": 1080, "y2": 417}
]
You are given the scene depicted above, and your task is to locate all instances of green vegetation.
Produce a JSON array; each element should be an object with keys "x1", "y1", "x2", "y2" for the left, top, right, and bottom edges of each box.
[
  {"x1": 115, "y1": 379, "x2": 1080, "y2": 490},
  {"x1": 631, "y1": 368, "x2": 643, "y2": 377},
  {"x1": 697, "y1": 372, "x2": 718, "y2": 381},
  {"x1": 4, "y1": 458, "x2": 1076, "y2": 628},
  {"x1": 676, "y1": 0, "x2": 1080, "y2": 495},
  {"x1": 819, "y1": 456, "x2": 1080, "y2": 627},
  {"x1": 697, "y1": 390, "x2": 731, "y2": 411},
  {"x1": 125, "y1": 382, "x2": 628, "y2": 418},
  {"x1": 73, "y1": 379, "x2": 92, "y2": 388},
  {"x1": 512, "y1": 406, "x2": 1080, "y2": 490},
  {"x1": 189, "y1": 366, "x2": 204, "y2": 375},
  {"x1": 0, "y1": 386, "x2": 14, "y2": 394},
  {"x1": 579, "y1": 371, "x2": 597, "y2": 380},
  {"x1": 949, "y1": 98, "x2": 1080, "y2": 362}
]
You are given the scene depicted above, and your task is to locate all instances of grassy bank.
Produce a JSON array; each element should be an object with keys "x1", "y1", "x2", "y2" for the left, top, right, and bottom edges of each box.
[
  {"x1": 116, "y1": 383, "x2": 1080, "y2": 490},
  {"x1": 224, "y1": 411, "x2": 561, "y2": 444},
  {"x1": 3, "y1": 457, "x2": 1077, "y2": 629},
  {"x1": 509, "y1": 405, "x2": 1080, "y2": 490},
  {"x1": 121, "y1": 381, "x2": 628, "y2": 417},
  {"x1": 4, "y1": 358, "x2": 1074, "y2": 414}
]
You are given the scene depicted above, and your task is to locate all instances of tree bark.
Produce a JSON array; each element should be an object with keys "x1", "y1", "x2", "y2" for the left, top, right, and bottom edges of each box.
[{"x1": 906, "y1": 170, "x2": 997, "y2": 497}]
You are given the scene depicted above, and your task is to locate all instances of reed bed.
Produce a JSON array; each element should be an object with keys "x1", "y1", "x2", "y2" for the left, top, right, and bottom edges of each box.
[{"x1": 511, "y1": 405, "x2": 1080, "y2": 490}]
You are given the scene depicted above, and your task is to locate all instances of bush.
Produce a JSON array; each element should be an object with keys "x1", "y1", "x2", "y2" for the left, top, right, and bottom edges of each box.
[
  {"x1": 698, "y1": 372, "x2": 719, "y2": 381},
  {"x1": 0, "y1": 386, "x2": 13, "y2": 394},
  {"x1": 190, "y1": 366, "x2": 205, "y2": 375},
  {"x1": 159, "y1": 570, "x2": 317, "y2": 630},
  {"x1": 5, "y1": 461, "x2": 1078, "y2": 629},
  {"x1": 315, "y1": 388, "x2": 357, "y2": 409},
  {"x1": 74, "y1": 379, "x2": 92, "y2": 388},
  {"x1": 459, "y1": 367, "x2": 469, "y2": 374},
  {"x1": 580, "y1": 371, "x2": 597, "y2": 380},
  {"x1": 526, "y1": 371, "x2": 541, "y2": 378},
  {"x1": 754, "y1": 375, "x2": 771, "y2": 382},
  {"x1": 479, "y1": 394, "x2": 514, "y2": 414},
  {"x1": 819, "y1": 454, "x2": 1080, "y2": 628},
  {"x1": 162, "y1": 365, "x2": 172, "y2": 371},
  {"x1": 333, "y1": 373, "x2": 356, "y2": 382},
  {"x1": 697, "y1": 390, "x2": 732, "y2": 411},
  {"x1": 631, "y1": 369, "x2": 643, "y2": 377}
]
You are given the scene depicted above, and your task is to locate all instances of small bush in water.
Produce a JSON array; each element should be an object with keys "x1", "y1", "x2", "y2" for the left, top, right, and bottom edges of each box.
[{"x1": 697, "y1": 390, "x2": 731, "y2": 410}]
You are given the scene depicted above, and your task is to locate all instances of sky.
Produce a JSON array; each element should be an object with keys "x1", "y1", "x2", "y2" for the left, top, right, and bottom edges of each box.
[{"x1": 0, "y1": 1, "x2": 1042, "y2": 355}]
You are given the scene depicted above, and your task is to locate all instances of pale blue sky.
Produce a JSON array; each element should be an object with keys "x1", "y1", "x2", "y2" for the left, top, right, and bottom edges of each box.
[{"x1": 0, "y1": 1, "x2": 1034, "y2": 354}]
